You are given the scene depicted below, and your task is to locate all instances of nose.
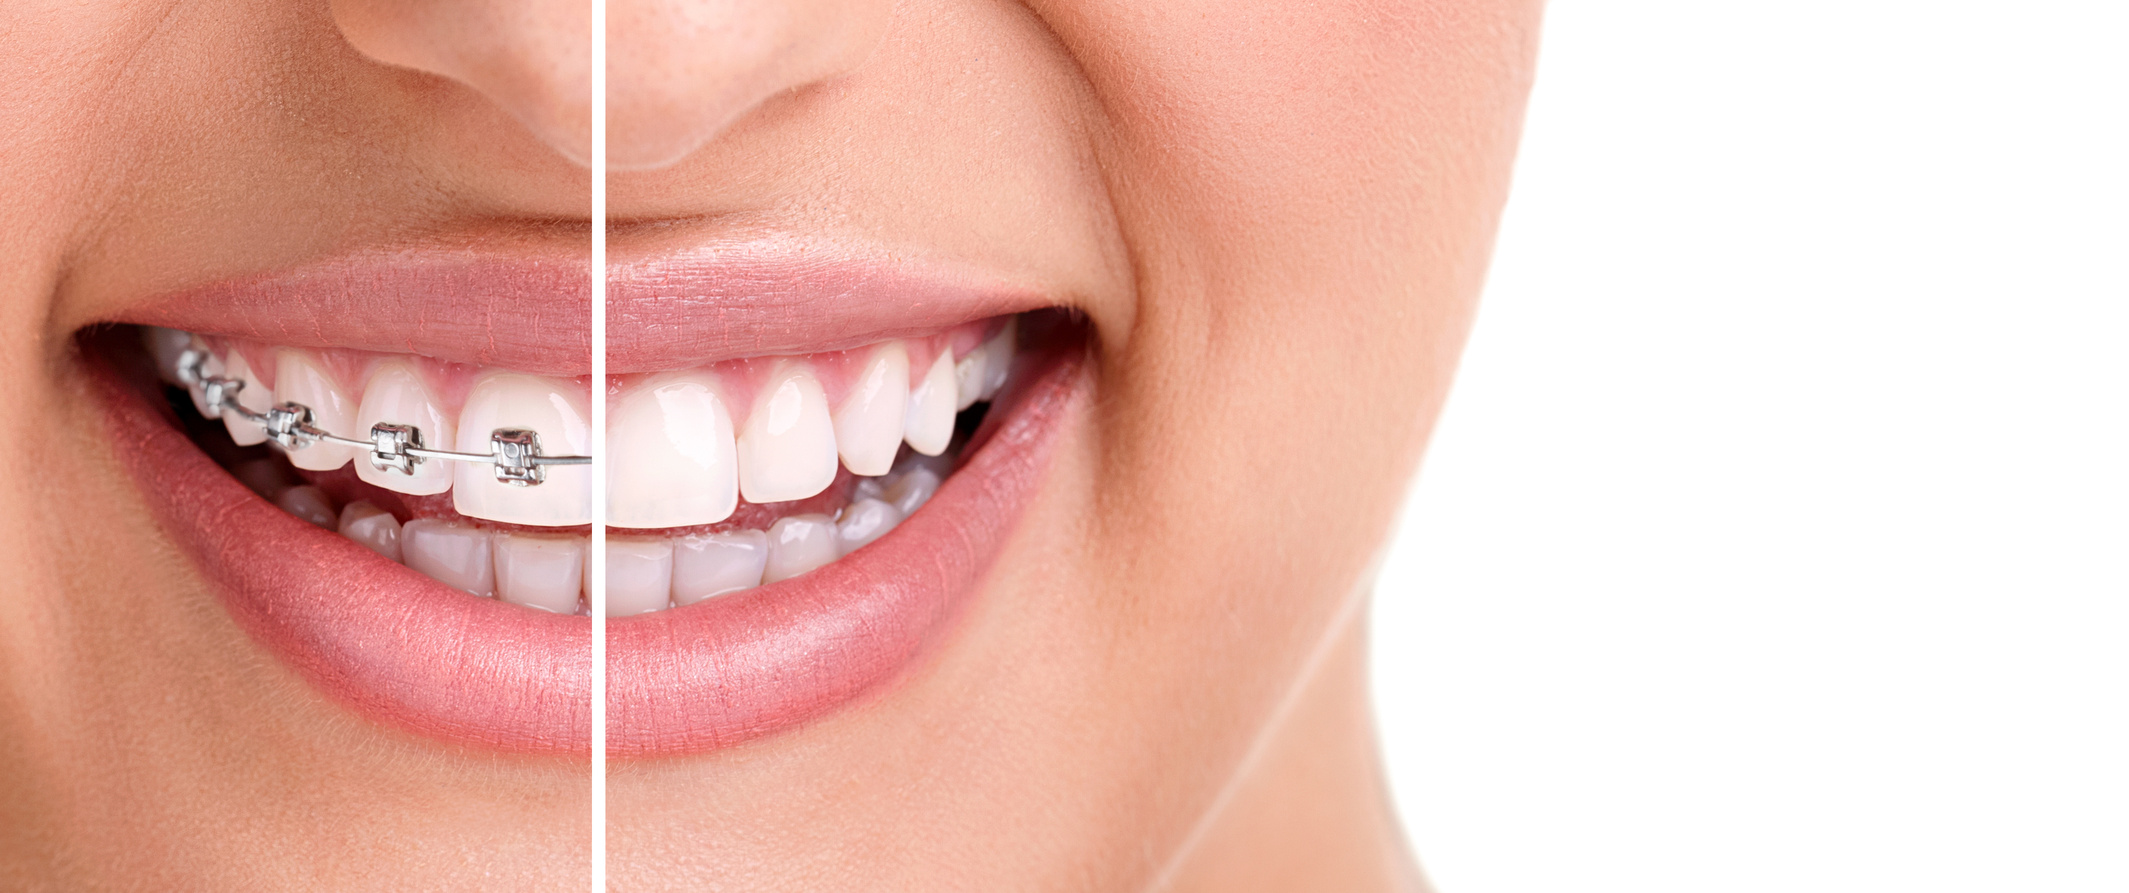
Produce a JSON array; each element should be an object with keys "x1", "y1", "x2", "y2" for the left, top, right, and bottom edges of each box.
[
  {"x1": 330, "y1": 0, "x2": 892, "y2": 171},
  {"x1": 606, "y1": 0, "x2": 892, "y2": 170}
]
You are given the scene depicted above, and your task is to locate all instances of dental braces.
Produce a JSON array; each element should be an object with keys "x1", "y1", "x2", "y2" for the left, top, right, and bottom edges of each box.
[{"x1": 176, "y1": 349, "x2": 591, "y2": 487}]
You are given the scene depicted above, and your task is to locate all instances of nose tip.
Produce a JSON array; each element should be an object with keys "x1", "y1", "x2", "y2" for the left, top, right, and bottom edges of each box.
[
  {"x1": 607, "y1": 0, "x2": 891, "y2": 170},
  {"x1": 332, "y1": 0, "x2": 595, "y2": 165}
]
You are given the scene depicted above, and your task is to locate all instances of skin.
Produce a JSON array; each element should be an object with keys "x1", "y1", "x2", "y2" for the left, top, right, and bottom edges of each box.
[{"x1": 0, "y1": 0, "x2": 1538, "y2": 889}]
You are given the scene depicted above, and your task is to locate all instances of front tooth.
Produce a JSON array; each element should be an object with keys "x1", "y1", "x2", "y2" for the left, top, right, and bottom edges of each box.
[
  {"x1": 355, "y1": 360, "x2": 457, "y2": 496},
  {"x1": 337, "y1": 501, "x2": 403, "y2": 562},
  {"x1": 953, "y1": 345, "x2": 987, "y2": 411},
  {"x1": 978, "y1": 317, "x2": 1016, "y2": 400},
  {"x1": 275, "y1": 484, "x2": 337, "y2": 529},
  {"x1": 221, "y1": 350, "x2": 272, "y2": 446},
  {"x1": 832, "y1": 343, "x2": 910, "y2": 477},
  {"x1": 736, "y1": 361, "x2": 838, "y2": 504},
  {"x1": 904, "y1": 349, "x2": 957, "y2": 457},
  {"x1": 671, "y1": 530, "x2": 769, "y2": 606},
  {"x1": 605, "y1": 537, "x2": 673, "y2": 617},
  {"x1": 836, "y1": 497, "x2": 903, "y2": 554},
  {"x1": 763, "y1": 514, "x2": 840, "y2": 583},
  {"x1": 608, "y1": 372, "x2": 738, "y2": 528},
  {"x1": 452, "y1": 372, "x2": 593, "y2": 526},
  {"x1": 493, "y1": 532, "x2": 585, "y2": 614},
  {"x1": 402, "y1": 519, "x2": 495, "y2": 597},
  {"x1": 273, "y1": 349, "x2": 359, "y2": 471}
]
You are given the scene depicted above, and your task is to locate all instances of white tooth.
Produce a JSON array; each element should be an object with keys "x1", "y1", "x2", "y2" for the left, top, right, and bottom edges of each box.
[
  {"x1": 608, "y1": 372, "x2": 738, "y2": 528},
  {"x1": 978, "y1": 317, "x2": 1016, "y2": 400},
  {"x1": 185, "y1": 341, "x2": 227, "y2": 418},
  {"x1": 736, "y1": 361, "x2": 838, "y2": 504},
  {"x1": 452, "y1": 372, "x2": 593, "y2": 526},
  {"x1": 354, "y1": 360, "x2": 457, "y2": 496},
  {"x1": 220, "y1": 350, "x2": 272, "y2": 446},
  {"x1": 763, "y1": 514, "x2": 840, "y2": 583},
  {"x1": 401, "y1": 519, "x2": 495, "y2": 597},
  {"x1": 275, "y1": 484, "x2": 337, "y2": 529},
  {"x1": 851, "y1": 475, "x2": 888, "y2": 503},
  {"x1": 670, "y1": 529, "x2": 769, "y2": 606},
  {"x1": 605, "y1": 537, "x2": 673, "y2": 617},
  {"x1": 904, "y1": 349, "x2": 957, "y2": 457},
  {"x1": 953, "y1": 346, "x2": 986, "y2": 411},
  {"x1": 836, "y1": 498, "x2": 903, "y2": 555},
  {"x1": 493, "y1": 532, "x2": 585, "y2": 614},
  {"x1": 832, "y1": 343, "x2": 909, "y2": 477},
  {"x1": 272, "y1": 349, "x2": 359, "y2": 471},
  {"x1": 337, "y1": 501, "x2": 403, "y2": 562},
  {"x1": 142, "y1": 327, "x2": 193, "y2": 386},
  {"x1": 884, "y1": 466, "x2": 942, "y2": 517}
]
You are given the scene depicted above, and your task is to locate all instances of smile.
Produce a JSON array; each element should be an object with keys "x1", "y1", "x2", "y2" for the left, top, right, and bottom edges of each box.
[{"x1": 92, "y1": 246, "x2": 1087, "y2": 755}]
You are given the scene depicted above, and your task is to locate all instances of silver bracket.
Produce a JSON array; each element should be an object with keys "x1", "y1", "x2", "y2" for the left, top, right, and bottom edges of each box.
[
  {"x1": 489, "y1": 429, "x2": 546, "y2": 486},
  {"x1": 263, "y1": 402, "x2": 317, "y2": 451},
  {"x1": 368, "y1": 423, "x2": 422, "y2": 476}
]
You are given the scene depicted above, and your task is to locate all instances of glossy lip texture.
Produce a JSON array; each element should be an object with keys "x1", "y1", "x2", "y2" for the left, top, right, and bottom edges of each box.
[{"x1": 98, "y1": 248, "x2": 1084, "y2": 756}]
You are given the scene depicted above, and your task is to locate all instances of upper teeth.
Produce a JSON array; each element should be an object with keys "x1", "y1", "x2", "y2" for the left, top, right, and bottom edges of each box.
[{"x1": 153, "y1": 320, "x2": 1017, "y2": 529}]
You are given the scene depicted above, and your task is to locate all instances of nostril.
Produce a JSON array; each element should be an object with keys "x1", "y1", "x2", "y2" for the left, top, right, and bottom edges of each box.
[{"x1": 328, "y1": 0, "x2": 593, "y2": 165}]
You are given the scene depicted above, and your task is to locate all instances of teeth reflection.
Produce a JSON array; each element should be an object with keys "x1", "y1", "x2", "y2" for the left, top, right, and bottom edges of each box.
[
  {"x1": 608, "y1": 372, "x2": 738, "y2": 528},
  {"x1": 274, "y1": 349, "x2": 359, "y2": 472},
  {"x1": 904, "y1": 350, "x2": 957, "y2": 456},
  {"x1": 884, "y1": 467, "x2": 942, "y2": 517},
  {"x1": 831, "y1": 343, "x2": 909, "y2": 477},
  {"x1": 736, "y1": 361, "x2": 838, "y2": 504},
  {"x1": 275, "y1": 484, "x2": 337, "y2": 530},
  {"x1": 763, "y1": 514, "x2": 839, "y2": 584},
  {"x1": 220, "y1": 350, "x2": 271, "y2": 447},
  {"x1": 354, "y1": 361, "x2": 455, "y2": 496},
  {"x1": 402, "y1": 519, "x2": 495, "y2": 598},
  {"x1": 978, "y1": 318, "x2": 1016, "y2": 400},
  {"x1": 835, "y1": 497, "x2": 903, "y2": 555}
]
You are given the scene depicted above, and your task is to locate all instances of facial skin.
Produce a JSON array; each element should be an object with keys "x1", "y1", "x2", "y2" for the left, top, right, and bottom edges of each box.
[{"x1": 0, "y1": 0, "x2": 1537, "y2": 890}]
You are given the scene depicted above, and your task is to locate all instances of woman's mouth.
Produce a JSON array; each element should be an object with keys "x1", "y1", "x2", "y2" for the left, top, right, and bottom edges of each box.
[{"x1": 92, "y1": 249, "x2": 1087, "y2": 756}]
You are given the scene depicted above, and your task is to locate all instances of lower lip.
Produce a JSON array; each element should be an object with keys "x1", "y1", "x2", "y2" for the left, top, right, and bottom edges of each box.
[{"x1": 94, "y1": 341, "x2": 1083, "y2": 756}]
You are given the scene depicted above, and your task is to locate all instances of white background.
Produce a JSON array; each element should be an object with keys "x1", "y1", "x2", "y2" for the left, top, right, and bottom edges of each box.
[{"x1": 1369, "y1": 2, "x2": 2128, "y2": 891}]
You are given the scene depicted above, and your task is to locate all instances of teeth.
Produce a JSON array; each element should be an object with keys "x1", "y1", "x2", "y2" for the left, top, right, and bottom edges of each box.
[
  {"x1": 671, "y1": 530, "x2": 769, "y2": 606},
  {"x1": 493, "y1": 532, "x2": 586, "y2": 614},
  {"x1": 605, "y1": 538, "x2": 674, "y2": 617},
  {"x1": 953, "y1": 345, "x2": 987, "y2": 411},
  {"x1": 275, "y1": 484, "x2": 337, "y2": 529},
  {"x1": 273, "y1": 349, "x2": 359, "y2": 472},
  {"x1": 978, "y1": 318, "x2": 1016, "y2": 400},
  {"x1": 832, "y1": 343, "x2": 910, "y2": 477},
  {"x1": 142, "y1": 327, "x2": 194, "y2": 387},
  {"x1": 452, "y1": 372, "x2": 593, "y2": 526},
  {"x1": 884, "y1": 466, "x2": 942, "y2": 517},
  {"x1": 337, "y1": 501, "x2": 403, "y2": 562},
  {"x1": 185, "y1": 342, "x2": 228, "y2": 419},
  {"x1": 763, "y1": 514, "x2": 840, "y2": 583},
  {"x1": 608, "y1": 372, "x2": 738, "y2": 528},
  {"x1": 354, "y1": 361, "x2": 456, "y2": 496},
  {"x1": 402, "y1": 519, "x2": 496, "y2": 597},
  {"x1": 220, "y1": 351, "x2": 272, "y2": 447},
  {"x1": 835, "y1": 498, "x2": 903, "y2": 554},
  {"x1": 904, "y1": 350, "x2": 957, "y2": 457},
  {"x1": 736, "y1": 361, "x2": 838, "y2": 504}
]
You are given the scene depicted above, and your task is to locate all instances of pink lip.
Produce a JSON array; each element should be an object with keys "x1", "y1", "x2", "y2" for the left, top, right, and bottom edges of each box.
[{"x1": 100, "y1": 245, "x2": 1083, "y2": 756}]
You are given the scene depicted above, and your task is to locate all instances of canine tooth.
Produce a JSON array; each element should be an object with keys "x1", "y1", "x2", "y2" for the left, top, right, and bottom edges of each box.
[
  {"x1": 832, "y1": 343, "x2": 910, "y2": 477},
  {"x1": 978, "y1": 317, "x2": 1016, "y2": 400},
  {"x1": 452, "y1": 372, "x2": 593, "y2": 526},
  {"x1": 337, "y1": 501, "x2": 403, "y2": 562},
  {"x1": 763, "y1": 514, "x2": 839, "y2": 583},
  {"x1": 493, "y1": 532, "x2": 585, "y2": 614},
  {"x1": 273, "y1": 349, "x2": 359, "y2": 471},
  {"x1": 220, "y1": 350, "x2": 272, "y2": 446},
  {"x1": 608, "y1": 372, "x2": 738, "y2": 527},
  {"x1": 670, "y1": 530, "x2": 769, "y2": 605},
  {"x1": 904, "y1": 349, "x2": 957, "y2": 456},
  {"x1": 605, "y1": 538, "x2": 673, "y2": 617},
  {"x1": 355, "y1": 361, "x2": 456, "y2": 496},
  {"x1": 736, "y1": 361, "x2": 838, "y2": 504},
  {"x1": 953, "y1": 345, "x2": 986, "y2": 411},
  {"x1": 852, "y1": 475, "x2": 888, "y2": 503},
  {"x1": 836, "y1": 498, "x2": 903, "y2": 554},
  {"x1": 885, "y1": 467, "x2": 942, "y2": 517},
  {"x1": 402, "y1": 519, "x2": 495, "y2": 597},
  {"x1": 142, "y1": 327, "x2": 193, "y2": 386},
  {"x1": 275, "y1": 484, "x2": 337, "y2": 529}
]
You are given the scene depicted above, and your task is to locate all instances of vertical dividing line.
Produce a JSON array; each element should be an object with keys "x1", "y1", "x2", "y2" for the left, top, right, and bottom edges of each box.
[{"x1": 589, "y1": 0, "x2": 609, "y2": 888}]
